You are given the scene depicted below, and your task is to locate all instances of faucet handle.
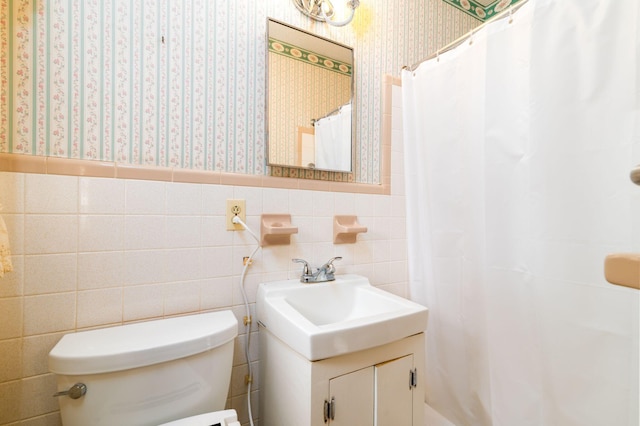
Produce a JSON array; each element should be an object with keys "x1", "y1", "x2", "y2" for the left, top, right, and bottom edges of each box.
[
  {"x1": 323, "y1": 256, "x2": 342, "y2": 266},
  {"x1": 321, "y1": 256, "x2": 342, "y2": 275},
  {"x1": 292, "y1": 258, "x2": 311, "y2": 275}
]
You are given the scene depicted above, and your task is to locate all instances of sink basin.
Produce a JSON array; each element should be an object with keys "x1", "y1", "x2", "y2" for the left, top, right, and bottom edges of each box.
[{"x1": 256, "y1": 274, "x2": 428, "y2": 361}]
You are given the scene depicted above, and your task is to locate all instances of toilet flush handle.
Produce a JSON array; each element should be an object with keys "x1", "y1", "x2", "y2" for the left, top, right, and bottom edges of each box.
[{"x1": 53, "y1": 383, "x2": 87, "y2": 399}]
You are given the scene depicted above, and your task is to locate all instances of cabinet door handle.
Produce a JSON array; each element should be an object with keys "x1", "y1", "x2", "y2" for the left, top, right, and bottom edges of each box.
[
  {"x1": 410, "y1": 368, "x2": 418, "y2": 388},
  {"x1": 324, "y1": 396, "x2": 335, "y2": 423}
]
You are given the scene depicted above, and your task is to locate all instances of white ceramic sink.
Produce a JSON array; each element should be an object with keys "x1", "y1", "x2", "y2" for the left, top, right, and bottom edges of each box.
[{"x1": 256, "y1": 274, "x2": 428, "y2": 361}]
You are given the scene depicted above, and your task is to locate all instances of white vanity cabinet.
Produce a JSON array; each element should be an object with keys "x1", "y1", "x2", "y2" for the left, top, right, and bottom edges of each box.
[
  {"x1": 327, "y1": 354, "x2": 416, "y2": 425},
  {"x1": 260, "y1": 329, "x2": 425, "y2": 426}
]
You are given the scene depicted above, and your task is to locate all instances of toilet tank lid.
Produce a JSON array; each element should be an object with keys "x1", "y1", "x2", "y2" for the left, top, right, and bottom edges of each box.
[{"x1": 48, "y1": 311, "x2": 238, "y2": 375}]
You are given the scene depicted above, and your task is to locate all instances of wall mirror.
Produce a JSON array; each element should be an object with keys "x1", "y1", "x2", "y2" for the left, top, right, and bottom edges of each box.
[{"x1": 266, "y1": 18, "x2": 354, "y2": 173}]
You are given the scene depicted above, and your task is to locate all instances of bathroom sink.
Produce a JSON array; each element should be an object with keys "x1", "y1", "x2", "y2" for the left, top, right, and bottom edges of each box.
[{"x1": 256, "y1": 274, "x2": 428, "y2": 361}]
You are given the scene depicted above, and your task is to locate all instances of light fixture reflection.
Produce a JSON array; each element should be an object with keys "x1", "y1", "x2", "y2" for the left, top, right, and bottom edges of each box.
[{"x1": 292, "y1": 0, "x2": 360, "y2": 27}]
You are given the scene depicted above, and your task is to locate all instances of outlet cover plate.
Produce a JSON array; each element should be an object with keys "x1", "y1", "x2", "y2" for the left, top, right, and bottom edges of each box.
[{"x1": 226, "y1": 199, "x2": 246, "y2": 230}]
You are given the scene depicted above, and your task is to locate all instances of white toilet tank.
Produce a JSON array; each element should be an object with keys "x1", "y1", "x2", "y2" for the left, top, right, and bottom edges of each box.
[{"x1": 48, "y1": 311, "x2": 238, "y2": 426}]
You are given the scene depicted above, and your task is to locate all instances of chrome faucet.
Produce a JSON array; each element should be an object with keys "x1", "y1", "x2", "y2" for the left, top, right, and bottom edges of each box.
[{"x1": 292, "y1": 257, "x2": 342, "y2": 283}]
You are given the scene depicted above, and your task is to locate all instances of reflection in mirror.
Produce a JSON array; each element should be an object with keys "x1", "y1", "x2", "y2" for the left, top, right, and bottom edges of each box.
[{"x1": 267, "y1": 18, "x2": 354, "y2": 173}]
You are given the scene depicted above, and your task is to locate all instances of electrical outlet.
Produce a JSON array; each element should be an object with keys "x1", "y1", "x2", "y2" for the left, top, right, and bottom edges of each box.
[{"x1": 226, "y1": 199, "x2": 246, "y2": 231}]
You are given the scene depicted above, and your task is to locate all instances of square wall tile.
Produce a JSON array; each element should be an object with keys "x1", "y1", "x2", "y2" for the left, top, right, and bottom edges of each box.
[
  {"x1": 389, "y1": 217, "x2": 407, "y2": 240},
  {"x1": 0, "y1": 255, "x2": 23, "y2": 298},
  {"x1": 164, "y1": 248, "x2": 202, "y2": 283},
  {"x1": 200, "y1": 277, "x2": 233, "y2": 310},
  {"x1": 77, "y1": 251, "x2": 124, "y2": 290},
  {"x1": 311, "y1": 242, "x2": 334, "y2": 266},
  {"x1": 125, "y1": 215, "x2": 165, "y2": 250},
  {"x1": 166, "y1": 216, "x2": 202, "y2": 249},
  {"x1": 79, "y1": 177, "x2": 125, "y2": 214},
  {"x1": 262, "y1": 188, "x2": 289, "y2": 214},
  {"x1": 389, "y1": 239, "x2": 408, "y2": 262},
  {"x1": 373, "y1": 217, "x2": 392, "y2": 240},
  {"x1": 388, "y1": 260, "x2": 408, "y2": 283},
  {"x1": 0, "y1": 298, "x2": 23, "y2": 339},
  {"x1": 311, "y1": 191, "x2": 334, "y2": 217},
  {"x1": 291, "y1": 217, "x2": 313, "y2": 244},
  {"x1": 201, "y1": 216, "x2": 234, "y2": 247},
  {"x1": 79, "y1": 215, "x2": 124, "y2": 252},
  {"x1": 374, "y1": 195, "x2": 392, "y2": 218},
  {"x1": 373, "y1": 261, "x2": 391, "y2": 285},
  {"x1": 373, "y1": 240, "x2": 391, "y2": 263},
  {"x1": 166, "y1": 182, "x2": 202, "y2": 215},
  {"x1": 311, "y1": 217, "x2": 333, "y2": 243},
  {"x1": 20, "y1": 373, "x2": 59, "y2": 419},
  {"x1": 25, "y1": 174, "x2": 78, "y2": 214},
  {"x1": 0, "y1": 380, "x2": 21, "y2": 423},
  {"x1": 354, "y1": 194, "x2": 376, "y2": 218},
  {"x1": 3, "y1": 213, "x2": 24, "y2": 255},
  {"x1": 333, "y1": 244, "x2": 355, "y2": 265},
  {"x1": 0, "y1": 172, "x2": 24, "y2": 213},
  {"x1": 288, "y1": 190, "x2": 314, "y2": 217},
  {"x1": 22, "y1": 333, "x2": 64, "y2": 377},
  {"x1": 24, "y1": 254, "x2": 77, "y2": 295},
  {"x1": 24, "y1": 215, "x2": 78, "y2": 254},
  {"x1": 0, "y1": 338, "x2": 22, "y2": 382},
  {"x1": 202, "y1": 184, "x2": 234, "y2": 216},
  {"x1": 334, "y1": 192, "x2": 356, "y2": 215},
  {"x1": 77, "y1": 288, "x2": 123, "y2": 329},
  {"x1": 201, "y1": 247, "x2": 233, "y2": 279},
  {"x1": 391, "y1": 195, "x2": 406, "y2": 217},
  {"x1": 353, "y1": 241, "x2": 374, "y2": 265},
  {"x1": 123, "y1": 284, "x2": 164, "y2": 322},
  {"x1": 260, "y1": 245, "x2": 290, "y2": 274},
  {"x1": 125, "y1": 180, "x2": 166, "y2": 215},
  {"x1": 163, "y1": 281, "x2": 200, "y2": 316},
  {"x1": 123, "y1": 250, "x2": 167, "y2": 286},
  {"x1": 23, "y1": 293, "x2": 76, "y2": 336}
]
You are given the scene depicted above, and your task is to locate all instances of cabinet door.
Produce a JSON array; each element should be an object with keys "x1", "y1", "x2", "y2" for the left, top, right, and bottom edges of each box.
[
  {"x1": 328, "y1": 366, "x2": 374, "y2": 425},
  {"x1": 375, "y1": 355, "x2": 414, "y2": 426}
]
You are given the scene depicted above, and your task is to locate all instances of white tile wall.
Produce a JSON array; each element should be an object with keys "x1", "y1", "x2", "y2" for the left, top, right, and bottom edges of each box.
[{"x1": 0, "y1": 114, "x2": 408, "y2": 423}]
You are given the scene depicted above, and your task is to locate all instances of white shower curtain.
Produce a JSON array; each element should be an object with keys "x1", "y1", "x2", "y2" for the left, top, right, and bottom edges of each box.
[
  {"x1": 315, "y1": 103, "x2": 352, "y2": 171},
  {"x1": 402, "y1": 1, "x2": 640, "y2": 425}
]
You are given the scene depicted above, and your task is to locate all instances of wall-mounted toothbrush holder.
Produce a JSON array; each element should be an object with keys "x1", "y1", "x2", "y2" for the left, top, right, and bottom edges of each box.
[
  {"x1": 260, "y1": 214, "x2": 298, "y2": 246},
  {"x1": 333, "y1": 215, "x2": 367, "y2": 244}
]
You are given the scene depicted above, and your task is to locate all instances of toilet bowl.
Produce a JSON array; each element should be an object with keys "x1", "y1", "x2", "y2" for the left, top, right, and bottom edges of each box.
[{"x1": 48, "y1": 311, "x2": 239, "y2": 426}]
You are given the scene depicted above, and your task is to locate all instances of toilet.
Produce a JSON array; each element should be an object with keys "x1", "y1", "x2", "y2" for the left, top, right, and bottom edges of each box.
[{"x1": 48, "y1": 311, "x2": 241, "y2": 426}]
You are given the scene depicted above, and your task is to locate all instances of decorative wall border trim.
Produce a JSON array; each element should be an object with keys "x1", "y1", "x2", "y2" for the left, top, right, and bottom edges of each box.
[
  {"x1": 442, "y1": 0, "x2": 524, "y2": 21},
  {"x1": 269, "y1": 38, "x2": 352, "y2": 75}
]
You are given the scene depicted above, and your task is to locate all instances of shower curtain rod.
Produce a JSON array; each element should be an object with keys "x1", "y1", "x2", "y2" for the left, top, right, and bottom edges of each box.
[
  {"x1": 403, "y1": 0, "x2": 530, "y2": 72},
  {"x1": 311, "y1": 103, "x2": 348, "y2": 126}
]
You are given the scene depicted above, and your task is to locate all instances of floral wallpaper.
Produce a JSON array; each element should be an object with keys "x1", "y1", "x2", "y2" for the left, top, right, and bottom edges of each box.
[{"x1": 1, "y1": 0, "x2": 478, "y2": 184}]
